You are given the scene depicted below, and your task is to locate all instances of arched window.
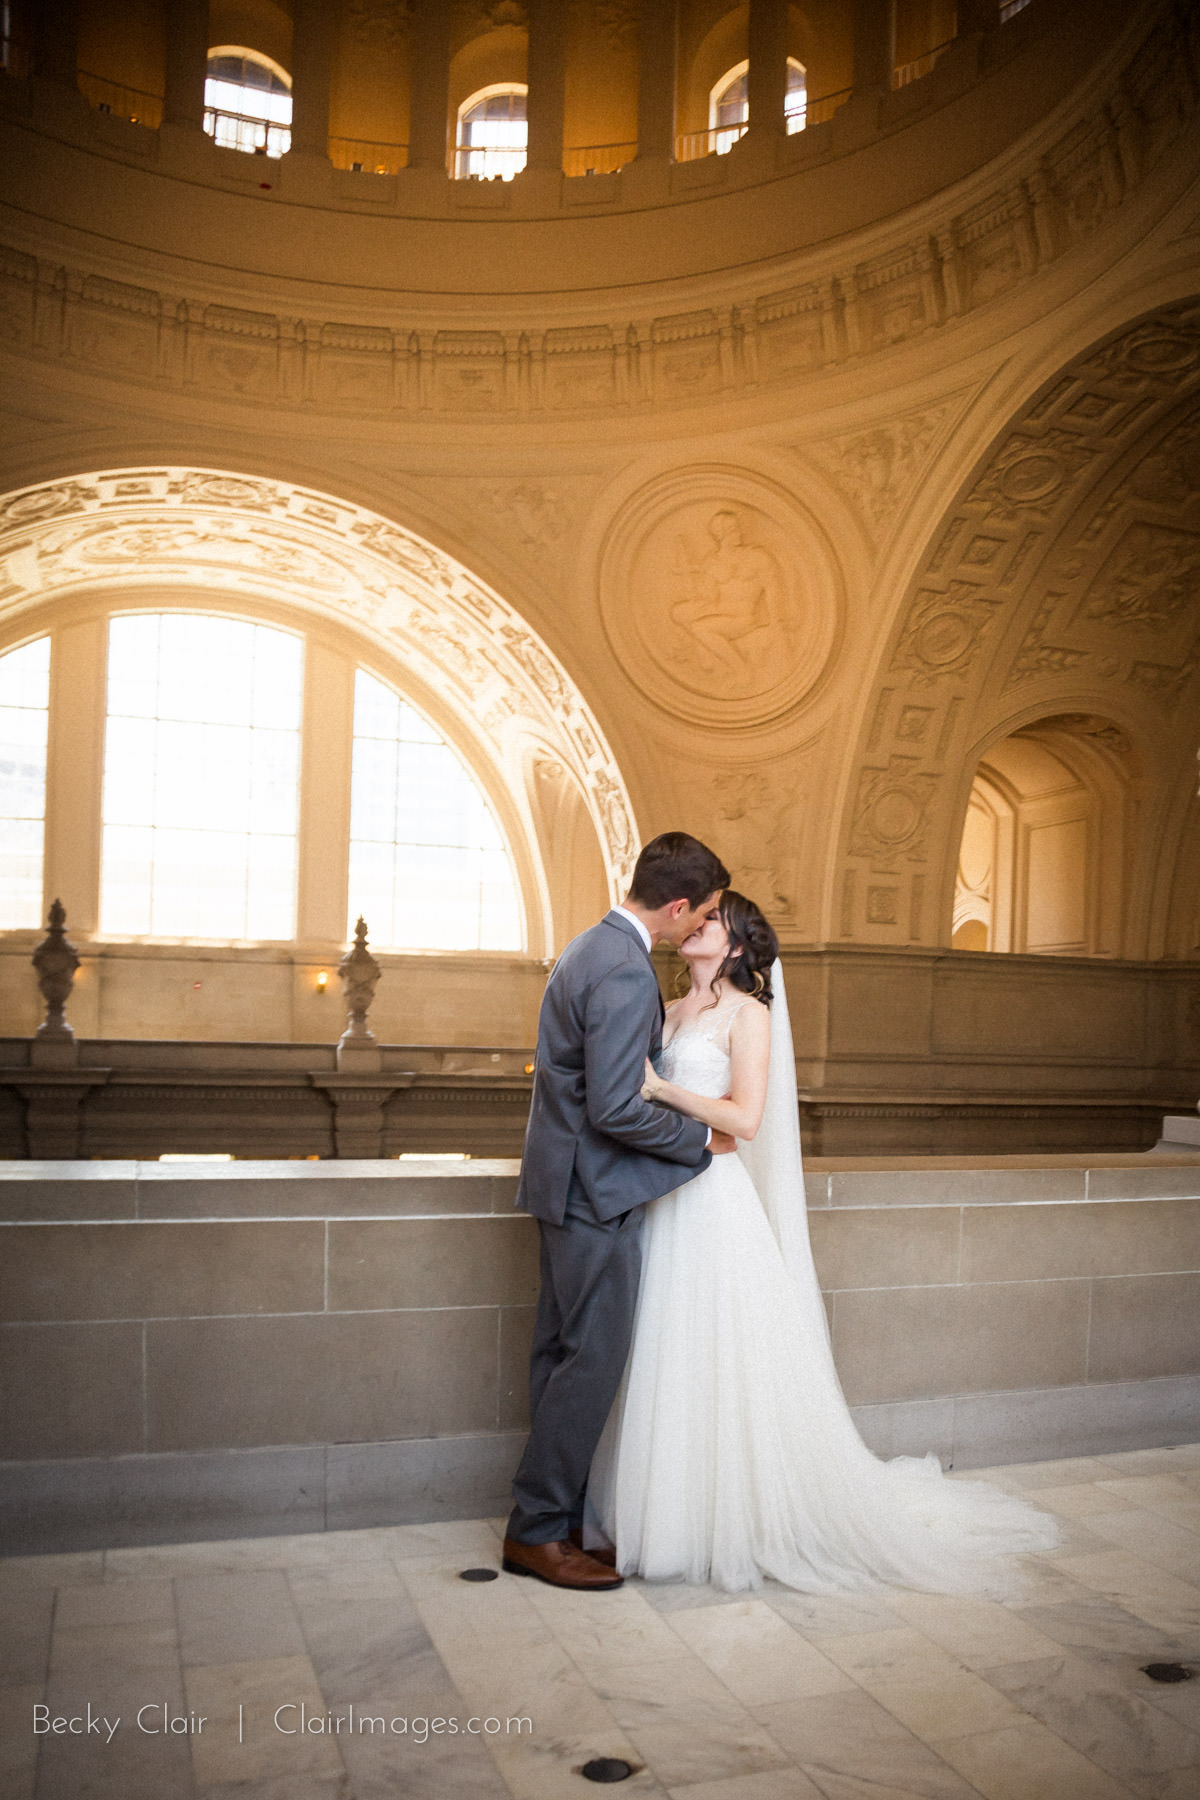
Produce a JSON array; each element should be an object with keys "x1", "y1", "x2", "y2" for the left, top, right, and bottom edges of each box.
[
  {"x1": 455, "y1": 85, "x2": 528, "y2": 180},
  {"x1": 0, "y1": 605, "x2": 531, "y2": 955},
  {"x1": 349, "y1": 670, "x2": 522, "y2": 950},
  {"x1": 709, "y1": 58, "x2": 808, "y2": 153},
  {"x1": 204, "y1": 48, "x2": 292, "y2": 157},
  {"x1": 0, "y1": 636, "x2": 50, "y2": 929},
  {"x1": 101, "y1": 614, "x2": 304, "y2": 940}
]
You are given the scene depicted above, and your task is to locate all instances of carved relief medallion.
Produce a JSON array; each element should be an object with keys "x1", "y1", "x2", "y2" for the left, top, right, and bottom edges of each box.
[{"x1": 600, "y1": 470, "x2": 840, "y2": 727}]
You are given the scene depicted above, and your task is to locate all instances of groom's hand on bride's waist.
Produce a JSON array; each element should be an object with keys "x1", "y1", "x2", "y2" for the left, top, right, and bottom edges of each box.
[{"x1": 709, "y1": 1129, "x2": 737, "y2": 1155}]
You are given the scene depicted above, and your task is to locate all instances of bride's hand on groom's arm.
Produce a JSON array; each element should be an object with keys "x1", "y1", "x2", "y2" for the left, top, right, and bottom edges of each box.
[
  {"x1": 641, "y1": 1058, "x2": 666, "y2": 1103},
  {"x1": 709, "y1": 1129, "x2": 737, "y2": 1155}
]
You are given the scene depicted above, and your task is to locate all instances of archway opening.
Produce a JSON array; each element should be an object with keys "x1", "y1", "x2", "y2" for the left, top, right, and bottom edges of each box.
[{"x1": 953, "y1": 715, "x2": 1133, "y2": 955}]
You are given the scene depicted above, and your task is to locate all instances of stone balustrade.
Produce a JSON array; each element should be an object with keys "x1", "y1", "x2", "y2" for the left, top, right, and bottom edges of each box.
[{"x1": 1, "y1": 942, "x2": 1196, "y2": 1159}]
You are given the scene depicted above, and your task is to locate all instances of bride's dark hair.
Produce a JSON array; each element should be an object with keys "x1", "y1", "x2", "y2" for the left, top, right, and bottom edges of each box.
[{"x1": 713, "y1": 890, "x2": 778, "y2": 1006}]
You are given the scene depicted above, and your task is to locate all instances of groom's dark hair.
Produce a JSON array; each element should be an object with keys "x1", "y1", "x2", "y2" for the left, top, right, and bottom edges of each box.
[{"x1": 627, "y1": 832, "x2": 729, "y2": 909}]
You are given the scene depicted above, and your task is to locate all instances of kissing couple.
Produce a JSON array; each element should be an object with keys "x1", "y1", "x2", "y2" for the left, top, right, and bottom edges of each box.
[{"x1": 503, "y1": 831, "x2": 1059, "y2": 1594}]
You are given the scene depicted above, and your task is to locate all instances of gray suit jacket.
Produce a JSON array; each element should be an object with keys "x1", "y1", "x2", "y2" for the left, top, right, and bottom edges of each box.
[{"x1": 515, "y1": 912, "x2": 712, "y2": 1226}]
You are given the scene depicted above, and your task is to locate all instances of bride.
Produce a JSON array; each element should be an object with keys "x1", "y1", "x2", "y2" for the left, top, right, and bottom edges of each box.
[{"x1": 587, "y1": 890, "x2": 1061, "y2": 1594}]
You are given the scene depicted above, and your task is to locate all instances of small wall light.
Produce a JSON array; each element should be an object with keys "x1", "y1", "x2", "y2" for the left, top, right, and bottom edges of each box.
[
  {"x1": 315, "y1": 970, "x2": 328, "y2": 995},
  {"x1": 524, "y1": 1062, "x2": 535, "y2": 1075}
]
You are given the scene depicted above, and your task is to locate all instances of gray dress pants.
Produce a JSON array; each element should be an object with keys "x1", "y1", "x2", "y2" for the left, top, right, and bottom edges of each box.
[{"x1": 507, "y1": 1186, "x2": 643, "y2": 1544}]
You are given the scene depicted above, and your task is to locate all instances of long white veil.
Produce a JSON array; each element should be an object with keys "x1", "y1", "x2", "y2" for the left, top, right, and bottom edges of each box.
[{"x1": 736, "y1": 958, "x2": 831, "y2": 1344}]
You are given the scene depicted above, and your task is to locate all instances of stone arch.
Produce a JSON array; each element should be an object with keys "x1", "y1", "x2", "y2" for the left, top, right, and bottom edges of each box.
[
  {"x1": 835, "y1": 299, "x2": 1200, "y2": 958},
  {"x1": 951, "y1": 712, "x2": 1137, "y2": 956},
  {"x1": 0, "y1": 466, "x2": 635, "y2": 955}
]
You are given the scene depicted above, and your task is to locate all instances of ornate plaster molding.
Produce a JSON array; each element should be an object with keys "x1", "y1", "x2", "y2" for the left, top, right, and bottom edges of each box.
[
  {"x1": 598, "y1": 467, "x2": 841, "y2": 729},
  {"x1": 0, "y1": 467, "x2": 639, "y2": 902},
  {"x1": 836, "y1": 300, "x2": 1200, "y2": 950}
]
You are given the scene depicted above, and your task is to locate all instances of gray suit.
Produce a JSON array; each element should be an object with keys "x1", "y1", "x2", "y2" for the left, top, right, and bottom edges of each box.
[{"x1": 508, "y1": 911, "x2": 711, "y2": 1544}]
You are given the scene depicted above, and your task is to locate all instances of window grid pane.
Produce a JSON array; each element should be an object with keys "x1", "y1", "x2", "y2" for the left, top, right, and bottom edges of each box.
[
  {"x1": 458, "y1": 87, "x2": 528, "y2": 180},
  {"x1": 0, "y1": 638, "x2": 50, "y2": 928},
  {"x1": 100, "y1": 615, "x2": 302, "y2": 941},
  {"x1": 349, "y1": 668, "x2": 523, "y2": 952}
]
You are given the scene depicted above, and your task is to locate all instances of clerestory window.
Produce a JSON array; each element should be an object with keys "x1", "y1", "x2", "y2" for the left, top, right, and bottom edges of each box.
[
  {"x1": 455, "y1": 85, "x2": 528, "y2": 180},
  {"x1": 709, "y1": 58, "x2": 808, "y2": 152},
  {"x1": 204, "y1": 48, "x2": 292, "y2": 157}
]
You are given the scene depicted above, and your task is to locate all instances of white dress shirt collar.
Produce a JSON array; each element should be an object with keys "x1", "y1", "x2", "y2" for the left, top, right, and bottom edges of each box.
[{"x1": 611, "y1": 905, "x2": 652, "y2": 954}]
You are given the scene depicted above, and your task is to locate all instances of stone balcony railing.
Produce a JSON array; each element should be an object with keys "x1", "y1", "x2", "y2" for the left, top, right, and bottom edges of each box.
[
  {"x1": 2, "y1": 1152, "x2": 1197, "y2": 1554},
  {"x1": 2, "y1": 922, "x2": 1197, "y2": 1158}
]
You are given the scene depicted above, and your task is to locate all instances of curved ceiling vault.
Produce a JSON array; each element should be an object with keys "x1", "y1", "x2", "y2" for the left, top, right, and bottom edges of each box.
[{"x1": 837, "y1": 299, "x2": 1200, "y2": 958}]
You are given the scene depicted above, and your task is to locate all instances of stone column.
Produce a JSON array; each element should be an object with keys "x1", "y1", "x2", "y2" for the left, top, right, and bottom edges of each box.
[
  {"x1": 852, "y1": 0, "x2": 894, "y2": 94},
  {"x1": 163, "y1": 0, "x2": 209, "y2": 130},
  {"x1": 747, "y1": 0, "x2": 789, "y2": 143},
  {"x1": 636, "y1": 0, "x2": 677, "y2": 162},
  {"x1": 525, "y1": 0, "x2": 567, "y2": 174},
  {"x1": 296, "y1": 643, "x2": 353, "y2": 943},
  {"x1": 44, "y1": 617, "x2": 105, "y2": 934},
  {"x1": 407, "y1": 0, "x2": 453, "y2": 172},
  {"x1": 288, "y1": 0, "x2": 334, "y2": 159}
]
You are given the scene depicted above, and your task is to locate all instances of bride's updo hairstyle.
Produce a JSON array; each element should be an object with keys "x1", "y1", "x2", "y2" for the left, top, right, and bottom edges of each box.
[{"x1": 716, "y1": 891, "x2": 779, "y2": 1006}]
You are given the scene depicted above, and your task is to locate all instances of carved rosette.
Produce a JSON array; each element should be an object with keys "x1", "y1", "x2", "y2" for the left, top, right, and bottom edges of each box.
[
  {"x1": 849, "y1": 759, "x2": 940, "y2": 872},
  {"x1": 347, "y1": 0, "x2": 412, "y2": 46}
]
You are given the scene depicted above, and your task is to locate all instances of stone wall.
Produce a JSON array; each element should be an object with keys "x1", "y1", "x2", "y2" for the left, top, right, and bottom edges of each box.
[
  {"x1": 2, "y1": 1156, "x2": 1198, "y2": 1554},
  {"x1": 2, "y1": 945, "x2": 1196, "y2": 1158}
]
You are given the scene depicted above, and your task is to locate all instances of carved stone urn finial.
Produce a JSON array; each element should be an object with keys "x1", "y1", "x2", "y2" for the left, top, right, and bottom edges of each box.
[
  {"x1": 338, "y1": 916, "x2": 381, "y2": 1047},
  {"x1": 32, "y1": 898, "x2": 80, "y2": 1041}
]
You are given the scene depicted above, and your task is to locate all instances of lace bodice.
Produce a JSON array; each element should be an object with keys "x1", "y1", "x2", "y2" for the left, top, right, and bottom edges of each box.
[{"x1": 658, "y1": 1001, "x2": 752, "y2": 1099}]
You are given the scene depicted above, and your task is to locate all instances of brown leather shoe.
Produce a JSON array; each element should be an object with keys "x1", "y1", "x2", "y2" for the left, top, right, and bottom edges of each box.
[
  {"x1": 502, "y1": 1536, "x2": 623, "y2": 1589},
  {"x1": 568, "y1": 1529, "x2": 618, "y2": 1568}
]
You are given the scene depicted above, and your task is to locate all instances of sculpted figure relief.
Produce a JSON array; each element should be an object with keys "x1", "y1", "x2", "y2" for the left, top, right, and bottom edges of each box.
[
  {"x1": 667, "y1": 510, "x2": 786, "y2": 689},
  {"x1": 602, "y1": 478, "x2": 838, "y2": 727}
]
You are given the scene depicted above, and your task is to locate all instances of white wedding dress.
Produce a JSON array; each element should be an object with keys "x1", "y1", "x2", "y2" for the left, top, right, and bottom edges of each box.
[{"x1": 589, "y1": 964, "x2": 1061, "y2": 1594}]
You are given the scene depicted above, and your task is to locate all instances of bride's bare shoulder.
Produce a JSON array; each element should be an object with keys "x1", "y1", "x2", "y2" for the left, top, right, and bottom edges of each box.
[{"x1": 728, "y1": 998, "x2": 771, "y2": 1049}]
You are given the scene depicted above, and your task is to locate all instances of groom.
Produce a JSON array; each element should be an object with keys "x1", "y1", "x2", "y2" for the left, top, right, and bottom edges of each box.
[{"x1": 503, "y1": 831, "x2": 733, "y2": 1590}]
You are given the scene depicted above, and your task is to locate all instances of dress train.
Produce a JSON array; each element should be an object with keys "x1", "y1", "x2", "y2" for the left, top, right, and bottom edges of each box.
[{"x1": 588, "y1": 971, "x2": 1061, "y2": 1594}]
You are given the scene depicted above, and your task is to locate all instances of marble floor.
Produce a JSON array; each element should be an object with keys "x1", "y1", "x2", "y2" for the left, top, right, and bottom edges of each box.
[{"x1": 2, "y1": 1447, "x2": 1200, "y2": 1800}]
